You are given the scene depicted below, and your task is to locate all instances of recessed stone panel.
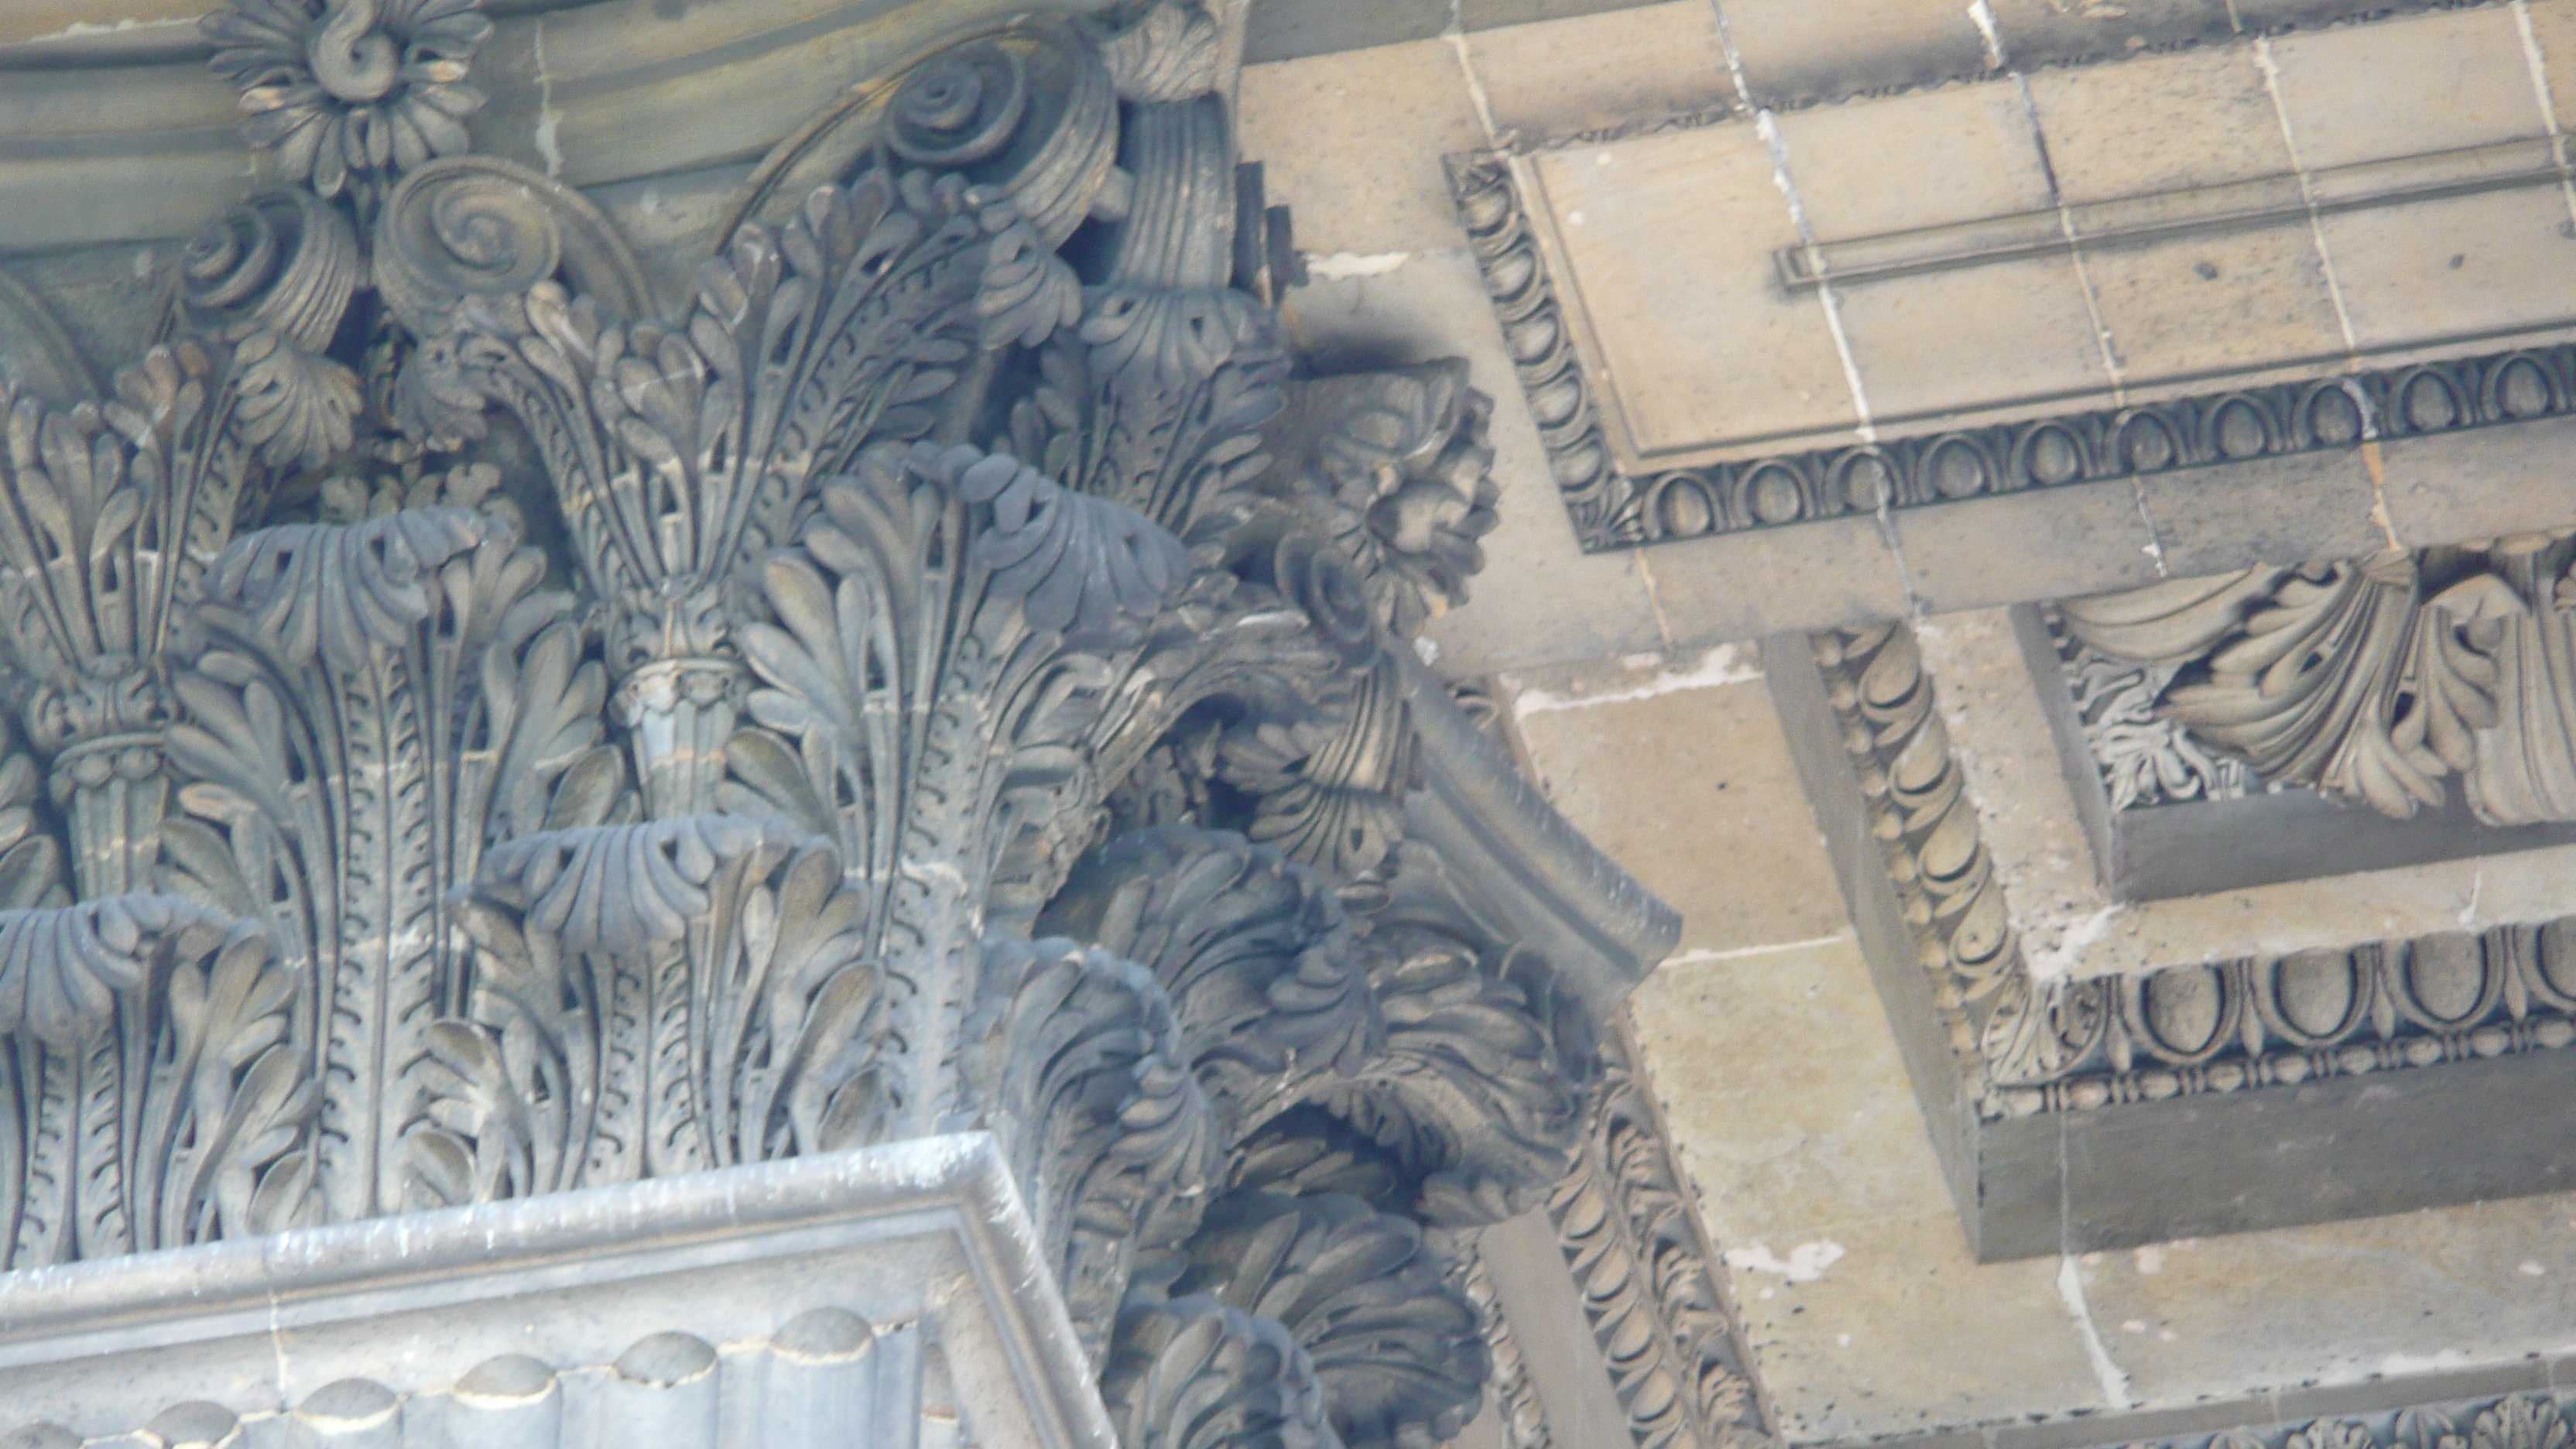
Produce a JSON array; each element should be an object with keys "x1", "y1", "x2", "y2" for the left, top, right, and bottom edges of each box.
[{"x1": 1528, "y1": 125, "x2": 1858, "y2": 458}]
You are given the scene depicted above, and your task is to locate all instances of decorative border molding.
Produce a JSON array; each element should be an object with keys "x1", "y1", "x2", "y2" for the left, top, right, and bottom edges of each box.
[
  {"x1": 1811, "y1": 621, "x2": 2576, "y2": 1122},
  {"x1": 1447, "y1": 149, "x2": 2576, "y2": 553},
  {"x1": 1836, "y1": 1386, "x2": 2576, "y2": 1449},
  {"x1": 1548, "y1": 1019, "x2": 1771, "y2": 1449},
  {"x1": 1464, "y1": 1248, "x2": 1560, "y2": 1449},
  {"x1": 0, "y1": 1132, "x2": 1102, "y2": 1448}
]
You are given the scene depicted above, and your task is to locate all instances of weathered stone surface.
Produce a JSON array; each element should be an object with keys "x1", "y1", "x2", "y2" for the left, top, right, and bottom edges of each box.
[
  {"x1": 1464, "y1": 2, "x2": 1732, "y2": 142},
  {"x1": 1238, "y1": 36, "x2": 1486, "y2": 255},
  {"x1": 1502, "y1": 650, "x2": 1847, "y2": 956}
]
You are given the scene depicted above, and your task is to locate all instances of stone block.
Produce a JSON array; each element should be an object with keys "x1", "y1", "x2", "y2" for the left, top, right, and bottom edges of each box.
[
  {"x1": 2263, "y1": 7, "x2": 2549, "y2": 170},
  {"x1": 1989, "y1": 0, "x2": 2239, "y2": 70},
  {"x1": 2075, "y1": 1193, "x2": 2576, "y2": 1408},
  {"x1": 2525, "y1": 0, "x2": 2576, "y2": 135},
  {"x1": 1718, "y1": 0, "x2": 1993, "y2": 109},
  {"x1": 1503, "y1": 659, "x2": 1848, "y2": 955},
  {"x1": 1641, "y1": 510, "x2": 1916, "y2": 649},
  {"x1": 1892, "y1": 481, "x2": 2166, "y2": 616},
  {"x1": 1773, "y1": 83, "x2": 2118, "y2": 425},
  {"x1": 1241, "y1": 0, "x2": 1449, "y2": 63},
  {"x1": 1833, "y1": 252, "x2": 2122, "y2": 433},
  {"x1": 1724, "y1": 1210, "x2": 2111, "y2": 1440},
  {"x1": 2378, "y1": 409, "x2": 2576, "y2": 547},
  {"x1": 1238, "y1": 39, "x2": 1488, "y2": 256},
  {"x1": 2131, "y1": 447, "x2": 2385, "y2": 578},
  {"x1": 1977, "y1": 1045, "x2": 2576, "y2": 1258},
  {"x1": 1629, "y1": 937, "x2": 1958, "y2": 1245},
  {"x1": 1464, "y1": 2, "x2": 1731, "y2": 142},
  {"x1": 1238, "y1": 0, "x2": 1684, "y2": 63},
  {"x1": 2319, "y1": 189, "x2": 2576, "y2": 358},
  {"x1": 1773, "y1": 81, "x2": 2057, "y2": 237},
  {"x1": 1530, "y1": 125, "x2": 1860, "y2": 457},
  {"x1": 2079, "y1": 228, "x2": 2350, "y2": 392},
  {"x1": 2024, "y1": 43, "x2": 2295, "y2": 201}
]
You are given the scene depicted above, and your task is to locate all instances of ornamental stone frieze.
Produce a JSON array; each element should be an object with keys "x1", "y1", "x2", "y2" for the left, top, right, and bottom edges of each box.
[
  {"x1": 1773, "y1": 613, "x2": 2576, "y2": 1262},
  {"x1": 2033, "y1": 546, "x2": 2576, "y2": 901},
  {"x1": 1423, "y1": 19, "x2": 2576, "y2": 675},
  {"x1": 0, "y1": 1, "x2": 1686, "y2": 1442}
]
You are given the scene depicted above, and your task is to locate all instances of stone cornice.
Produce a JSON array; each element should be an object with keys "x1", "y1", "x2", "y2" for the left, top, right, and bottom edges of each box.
[
  {"x1": 1838, "y1": 1383, "x2": 2576, "y2": 1449},
  {"x1": 1772, "y1": 619, "x2": 2576, "y2": 1258},
  {"x1": 0, "y1": 1132, "x2": 1115, "y2": 1446},
  {"x1": 1811, "y1": 620, "x2": 2576, "y2": 1122},
  {"x1": 1447, "y1": 147, "x2": 2576, "y2": 554}
]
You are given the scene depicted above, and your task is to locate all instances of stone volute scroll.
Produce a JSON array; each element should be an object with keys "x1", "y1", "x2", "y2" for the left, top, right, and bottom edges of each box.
[{"x1": 0, "y1": 0, "x2": 1678, "y2": 1442}]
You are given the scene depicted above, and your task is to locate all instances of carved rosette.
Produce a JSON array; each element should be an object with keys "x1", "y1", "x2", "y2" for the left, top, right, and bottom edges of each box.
[{"x1": 0, "y1": 2, "x2": 1656, "y2": 1447}]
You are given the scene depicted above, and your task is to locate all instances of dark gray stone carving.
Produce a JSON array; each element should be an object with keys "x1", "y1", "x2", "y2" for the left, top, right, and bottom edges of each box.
[
  {"x1": 0, "y1": 0, "x2": 1679, "y2": 1443},
  {"x1": 1547, "y1": 1023, "x2": 1766, "y2": 1449}
]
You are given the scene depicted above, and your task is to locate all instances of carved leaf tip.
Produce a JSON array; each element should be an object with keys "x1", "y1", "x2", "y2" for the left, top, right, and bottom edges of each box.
[
  {"x1": 899, "y1": 442, "x2": 1190, "y2": 635},
  {"x1": 200, "y1": 508, "x2": 495, "y2": 673},
  {"x1": 1099, "y1": 2, "x2": 1228, "y2": 102},
  {"x1": 0, "y1": 893, "x2": 242, "y2": 1047},
  {"x1": 474, "y1": 814, "x2": 813, "y2": 958}
]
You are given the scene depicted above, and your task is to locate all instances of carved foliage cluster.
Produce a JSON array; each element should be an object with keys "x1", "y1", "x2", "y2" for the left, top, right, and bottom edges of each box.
[
  {"x1": 2043, "y1": 608, "x2": 2257, "y2": 811},
  {"x1": 1818, "y1": 622, "x2": 2576, "y2": 1120},
  {"x1": 2061, "y1": 539, "x2": 2576, "y2": 825},
  {"x1": 0, "y1": 5, "x2": 1609, "y2": 1449}
]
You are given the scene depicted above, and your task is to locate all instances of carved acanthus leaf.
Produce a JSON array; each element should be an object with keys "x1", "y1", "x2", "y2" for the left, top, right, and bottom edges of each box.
[
  {"x1": 1100, "y1": 2, "x2": 1227, "y2": 102},
  {"x1": 421, "y1": 831, "x2": 886, "y2": 1202},
  {"x1": 1171, "y1": 1190, "x2": 1487, "y2": 1449},
  {"x1": 475, "y1": 815, "x2": 800, "y2": 961},
  {"x1": 966, "y1": 937, "x2": 1222, "y2": 1365},
  {"x1": 1259, "y1": 362, "x2": 1499, "y2": 639},
  {"x1": 2, "y1": 916, "x2": 312, "y2": 1268},
  {"x1": 165, "y1": 512, "x2": 602, "y2": 1221},
  {"x1": 393, "y1": 168, "x2": 1053, "y2": 675},
  {"x1": 182, "y1": 188, "x2": 367, "y2": 471},
  {"x1": 1284, "y1": 921, "x2": 1584, "y2": 1227},
  {"x1": 1102, "y1": 1297, "x2": 1341, "y2": 1449},
  {"x1": 0, "y1": 346, "x2": 256, "y2": 757},
  {"x1": 1037, "y1": 826, "x2": 1380, "y2": 1134},
  {"x1": 0, "y1": 895, "x2": 228, "y2": 1049},
  {"x1": 2063, "y1": 540, "x2": 2576, "y2": 824}
]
